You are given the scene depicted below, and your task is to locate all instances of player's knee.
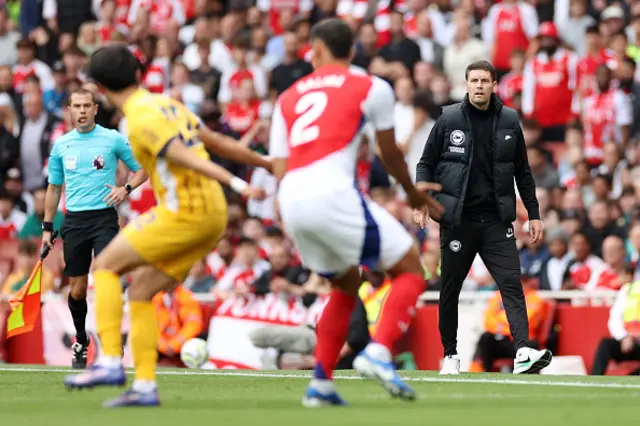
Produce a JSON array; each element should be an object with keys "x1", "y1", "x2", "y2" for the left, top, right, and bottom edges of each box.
[
  {"x1": 92, "y1": 254, "x2": 114, "y2": 273},
  {"x1": 330, "y1": 267, "x2": 361, "y2": 296},
  {"x1": 388, "y1": 245, "x2": 423, "y2": 277},
  {"x1": 127, "y1": 281, "x2": 155, "y2": 301}
]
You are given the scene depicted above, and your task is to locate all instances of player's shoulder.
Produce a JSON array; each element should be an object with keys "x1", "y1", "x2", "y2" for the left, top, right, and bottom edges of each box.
[
  {"x1": 126, "y1": 95, "x2": 167, "y2": 126},
  {"x1": 52, "y1": 129, "x2": 78, "y2": 147}
]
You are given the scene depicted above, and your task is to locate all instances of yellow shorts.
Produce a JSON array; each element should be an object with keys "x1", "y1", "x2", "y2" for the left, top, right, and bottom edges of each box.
[{"x1": 122, "y1": 205, "x2": 227, "y2": 281}]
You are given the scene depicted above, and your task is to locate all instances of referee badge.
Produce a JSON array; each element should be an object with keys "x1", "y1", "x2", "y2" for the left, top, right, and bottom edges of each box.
[
  {"x1": 450, "y1": 130, "x2": 465, "y2": 146},
  {"x1": 64, "y1": 156, "x2": 77, "y2": 170},
  {"x1": 93, "y1": 154, "x2": 105, "y2": 170},
  {"x1": 449, "y1": 240, "x2": 462, "y2": 252}
]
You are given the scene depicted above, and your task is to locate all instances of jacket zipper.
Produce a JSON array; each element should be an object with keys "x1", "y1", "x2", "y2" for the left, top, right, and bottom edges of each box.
[
  {"x1": 492, "y1": 107, "x2": 501, "y2": 216},
  {"x1": 456, "y1": 105, "x2": 473, "y2": 226}
]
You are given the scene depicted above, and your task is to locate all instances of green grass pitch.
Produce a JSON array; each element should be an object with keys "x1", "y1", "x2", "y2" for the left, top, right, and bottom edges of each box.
[{"x1": 1, "y1": 366, "x2": 639, "y2": 426}]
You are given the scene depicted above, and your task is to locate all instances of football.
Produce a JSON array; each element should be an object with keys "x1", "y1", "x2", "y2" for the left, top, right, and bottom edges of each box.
[{"x1": 180, "y1": 338, "x2": 208, "y2": 369}]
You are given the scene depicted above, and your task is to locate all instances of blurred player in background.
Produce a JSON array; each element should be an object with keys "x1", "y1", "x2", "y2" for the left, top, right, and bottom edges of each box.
[
  {"x1": 63, "y1": 44, "x2": 272, "y2": 408},
  {"x1": 269, "y1": 18, "x2": 443, "y2": 407}
]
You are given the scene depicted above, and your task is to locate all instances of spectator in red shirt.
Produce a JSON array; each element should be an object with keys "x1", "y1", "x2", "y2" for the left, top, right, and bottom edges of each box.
[
  {"x1": 0, "y1": 189, "x2": 26, "y2": 240},
  {"x1": 223, "y1": 77, "x2": 262, "y2": 137},
  {"x1": 218, "y1": 35, "x2": 267, "y2": 110}
]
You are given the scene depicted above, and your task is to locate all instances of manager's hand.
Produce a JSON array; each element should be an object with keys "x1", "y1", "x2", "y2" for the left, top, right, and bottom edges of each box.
[
  {"x1": 413, "y1": 207, "x2": 429, "y2": 229},
  {"x1": 411, "y1": 182, "x2": 444, "y2": 225},
  {"x1": 529, "y1": 219, "x2": 544, "y2": 244},
  {"x1": 104, "y1": 184, "x2": 128, "y2": 206}
]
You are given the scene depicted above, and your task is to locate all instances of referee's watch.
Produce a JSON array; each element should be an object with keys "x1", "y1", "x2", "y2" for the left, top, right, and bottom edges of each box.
[{"x1": 124, "y1": 183, "x2": 133, "y2": 195}]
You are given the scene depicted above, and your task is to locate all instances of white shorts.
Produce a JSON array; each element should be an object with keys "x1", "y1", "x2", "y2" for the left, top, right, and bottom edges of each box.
[{"x1": 278, "y1": 186, "x2": 414, "y2": 278}]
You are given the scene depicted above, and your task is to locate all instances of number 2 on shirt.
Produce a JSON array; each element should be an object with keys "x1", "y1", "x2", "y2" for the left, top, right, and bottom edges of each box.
[{"x1": 290, "y1": 91, "x2": 328, "y2": 147}]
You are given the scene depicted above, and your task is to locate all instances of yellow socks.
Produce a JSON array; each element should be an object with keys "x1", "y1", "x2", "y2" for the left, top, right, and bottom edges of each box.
[
  {"x1": 130, "y1": 301, "x2": 159, "y2": 382},
  {"x1": 94, "y1": 269, "x2": 124, "y2": 358}
]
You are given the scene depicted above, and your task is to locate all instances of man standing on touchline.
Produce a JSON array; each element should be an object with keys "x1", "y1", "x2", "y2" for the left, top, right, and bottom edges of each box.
[
  {"x1": 43, "y1": 88, "x2": 148, "y2": 369},
  {"x1": 414, "y1": 60, "x2": 552, "y2": 375}
]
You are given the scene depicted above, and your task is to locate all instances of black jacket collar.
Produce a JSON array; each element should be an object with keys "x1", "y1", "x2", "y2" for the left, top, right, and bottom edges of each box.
[{"x1": 461, "y1": 93, "x2": 503, "y2": 113}]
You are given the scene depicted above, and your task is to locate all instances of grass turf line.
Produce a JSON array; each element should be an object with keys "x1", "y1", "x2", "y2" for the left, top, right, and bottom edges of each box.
[{"x1": 0, "y1": 366, "x2": 638, "y2": 426}]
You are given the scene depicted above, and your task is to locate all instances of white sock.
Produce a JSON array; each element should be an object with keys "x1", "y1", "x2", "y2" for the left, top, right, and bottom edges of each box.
[
  {"x1": 132, "y1": 379, "x2": 157, "y2": 393},
  {"x1": 97, "y1": 356, "x2": 121, "y2": 368},
  {"x1": 365, "y1": 342, "x2": 392, "y2": 363},
  {"x1": 310, "y1": 378, "x2": 336, "y2": 393}
]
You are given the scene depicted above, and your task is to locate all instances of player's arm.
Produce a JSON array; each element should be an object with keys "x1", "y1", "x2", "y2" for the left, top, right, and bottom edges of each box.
[
  {"x1": 163, "y1": 138, "x2": 265, "y2": 199},
  {"x1": 267, "y1": 100, "x2": 289, "y2": 182},
  {"x1": 199, "y1": 124, "x2": 273, "y2": 173},
  {"x1": 365, "y1": 78, "x2": 442, "y2": 211}
]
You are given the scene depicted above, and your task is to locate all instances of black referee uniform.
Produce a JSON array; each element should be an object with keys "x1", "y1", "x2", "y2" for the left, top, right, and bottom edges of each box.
[{"x1": 416, "y1": 92, "x2": 540, "y2": 357}]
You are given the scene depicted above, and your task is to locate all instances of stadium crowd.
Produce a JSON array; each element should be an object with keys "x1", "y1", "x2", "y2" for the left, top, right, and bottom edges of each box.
[{"x1": 0, "y1": 0, "x2": 640, "y2": 373}]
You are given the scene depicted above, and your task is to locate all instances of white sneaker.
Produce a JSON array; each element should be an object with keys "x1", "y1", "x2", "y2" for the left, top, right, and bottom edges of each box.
[
  {"x1": 439, "y1": 355, "x2": 460, "y2": 375},
  {"x1": 513, "y1": 347, "x2": 553, "y2": 374}
]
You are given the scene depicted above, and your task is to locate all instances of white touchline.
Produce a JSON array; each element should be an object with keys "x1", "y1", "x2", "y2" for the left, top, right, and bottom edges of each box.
[{"x1": 1, "y1": 366, "x2": 640, "y2": 390}]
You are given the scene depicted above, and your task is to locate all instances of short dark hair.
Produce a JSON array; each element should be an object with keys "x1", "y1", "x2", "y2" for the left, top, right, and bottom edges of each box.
[
  {"x1": 18, "y1": 239, "x2": 38, "y2": 256},
  {"x1": 89, "y1": 45, "x2": 139, "y2": 92},
  {"x1": 237, "y1": 236, "x2": 257, "y2": 247},
  {"x1": 594, "y1": 173, "x2": 613, "y2": 186},
  {"x1": 510, "y1": 49, "x2": 525, "y2": 58},
  {"x1": 465, "y1": 60, "x2": 497, "y2": 82},
  {"x1": 0, "y1": 189, "x2": 13, "y2": 202},
  {"x1": 68, "y1": 88, "x2": 96, "y2": 105},
  {"x1": 231, "y1": 34, "x2": 251, "y2": 50},
  {"x1": 521, "y1": 118, "x2": 540, "y2": 130},
  {"x1": 310, "y1": 18, "x2": 353, "y2": 60}
]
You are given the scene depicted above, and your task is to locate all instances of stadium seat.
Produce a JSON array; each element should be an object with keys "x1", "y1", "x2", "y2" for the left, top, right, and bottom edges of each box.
[
  {"x1": 200, "y1": 302, "x2": 218, "y2": 327},
  {"x1": 605, "y1": 361, "x2": 640, "y2": 376}
]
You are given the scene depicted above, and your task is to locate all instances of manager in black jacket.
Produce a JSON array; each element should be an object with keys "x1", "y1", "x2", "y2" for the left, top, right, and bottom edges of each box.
[{"x1": 414, "y1": 60, "x2": 552, "y2": 375}]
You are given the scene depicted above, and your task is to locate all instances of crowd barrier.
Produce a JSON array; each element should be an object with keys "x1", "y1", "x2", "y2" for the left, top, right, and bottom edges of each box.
[{"x1": 6, "y1": 290, "x2": 620, "y2": 374}]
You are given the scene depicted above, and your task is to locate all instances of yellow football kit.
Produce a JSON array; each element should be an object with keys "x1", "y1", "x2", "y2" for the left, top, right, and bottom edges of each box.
[
  {"x1": 121, "y1": 89, "x2": 228, "y2": 281},
  {"x1": 94, "y1": 88, "x2": 229, "y2": 383}
]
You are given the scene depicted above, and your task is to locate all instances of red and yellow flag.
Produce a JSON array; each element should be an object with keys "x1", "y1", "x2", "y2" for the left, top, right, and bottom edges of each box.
[{"x1": 6, "y1": 260, "x2": 43, "y2": 338}]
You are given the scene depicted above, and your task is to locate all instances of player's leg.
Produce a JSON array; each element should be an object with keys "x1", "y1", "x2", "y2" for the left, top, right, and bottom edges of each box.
[
  {"x1": 102, "y1": 265, "x2": 176, "y2": 408},
  {"x1": 63, "y1": 232, "x2": 150, "y2": 390},
  {"x1": 352, "y1": 198, "x2": 432, "y2": 399},
  {"x1": 278, "y1": 191, "x2": 356, "y2": 407},
  {"x1": 61, "y1": 220, "x2": 93, "y2": 369},
  {"x1": 103, "y1": 233, "x2": 221, "y2": 407},
  {"x1": 302, "y1": 267, "x2": 361, "y2": 407}
]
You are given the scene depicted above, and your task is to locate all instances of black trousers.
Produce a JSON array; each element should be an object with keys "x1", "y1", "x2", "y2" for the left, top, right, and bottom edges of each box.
[
  {"x1": 61, "y1": 208, "x2": 119, "y2": 277},
  {"x1": 591, "y1": 338, "x2": 640, "y2": 375},
  {"x1": 439, "y1": 216, "x2": 530, "y2": 356}
]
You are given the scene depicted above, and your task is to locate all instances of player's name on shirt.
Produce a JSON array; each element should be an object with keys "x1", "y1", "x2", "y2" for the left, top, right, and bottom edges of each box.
[{"x1": 295, "y1": 74, "x2": 347, "y2": 94}]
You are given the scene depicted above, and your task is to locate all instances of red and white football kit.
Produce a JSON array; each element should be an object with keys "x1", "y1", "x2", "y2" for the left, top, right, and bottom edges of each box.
[
  {"x1": 581, "y1": 89, "x2": 632, "y2": 165},
  {"x1": 269, "y1": 65, "x2": 413, "y2": 277},
  {"x1": 522, "y1": 48, "x2": 579, "y2": 127},
  {"x1": 482, "y1": 1, "x2": 538, "y2": 71}
]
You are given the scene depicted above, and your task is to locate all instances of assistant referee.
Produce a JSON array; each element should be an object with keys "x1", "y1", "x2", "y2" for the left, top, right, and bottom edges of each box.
[
  {"x1": 43, "y1": 88, "x2": 147, "y2": 369},
  {"x1": 414, "y1": 60, "x2": 552, "y2": 375}
]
